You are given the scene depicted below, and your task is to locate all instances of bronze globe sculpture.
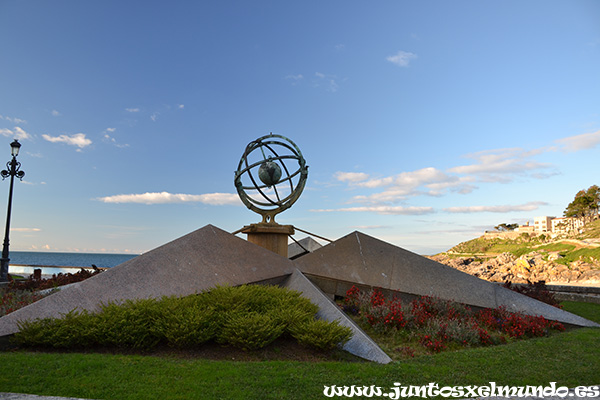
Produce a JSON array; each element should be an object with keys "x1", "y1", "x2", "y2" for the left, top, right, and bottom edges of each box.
[{"x1": 234, "y1": 133, "x2": 308, "y2": 224}]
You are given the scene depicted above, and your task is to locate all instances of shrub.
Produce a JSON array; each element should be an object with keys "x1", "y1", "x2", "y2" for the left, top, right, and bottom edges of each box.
[
  {"x1": 94, "y1": 299, "x2": 163, "y2": 349},
  {"x1": 13, "y1": 284, "x2": 343, "y2": 353},
  {"x1": 217, "y1": 311, "x2": 284, "y2": 351},
  {"x1": 157, "y1": 296, "x2": 217, "y2": 347},
  {"x1": 14, "y1": 309, "x2": 98, "y2": 348},
  {"x1": 14, "y1": 318, "x2": 58, "y2": 347},
  {"x1": 290, "y1": 318, "x2": 352, "y2": 351},
  {"x1": 47, "y1": 310, "x2": 99, "y2": 348}
]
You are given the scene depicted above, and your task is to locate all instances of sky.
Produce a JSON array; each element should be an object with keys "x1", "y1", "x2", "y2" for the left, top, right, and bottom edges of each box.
[{"x1": 0, "y1": 0, "x2": 599, "y2": 255}]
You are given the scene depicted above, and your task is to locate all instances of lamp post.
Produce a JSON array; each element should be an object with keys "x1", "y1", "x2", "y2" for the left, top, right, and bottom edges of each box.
[{"x1": 0, "y1": 140, "x2": 25, "y2": 282}]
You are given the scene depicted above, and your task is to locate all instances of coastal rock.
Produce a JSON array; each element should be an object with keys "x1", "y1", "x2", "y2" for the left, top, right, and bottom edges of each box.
[{"x1": 428, "y1": 251, "x2": 600, "y2": 285}]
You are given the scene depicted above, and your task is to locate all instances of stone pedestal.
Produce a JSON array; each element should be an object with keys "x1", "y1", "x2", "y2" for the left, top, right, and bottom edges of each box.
[{"x1": 241, "y1": 223, "x2": 294, "y2": 257}]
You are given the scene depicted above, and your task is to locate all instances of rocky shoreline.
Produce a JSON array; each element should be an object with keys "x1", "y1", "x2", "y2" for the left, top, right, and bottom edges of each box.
[{"x1": 429, "y1": 252, "x2": 600, "y2": 286}]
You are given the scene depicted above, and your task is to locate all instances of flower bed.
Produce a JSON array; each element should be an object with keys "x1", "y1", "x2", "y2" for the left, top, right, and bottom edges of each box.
[
  {"x1": 1, "y1": 269, "x2": 103, "y2": 318},
  {"x1": 341, "y1": 286, "x2": 565, "y2": 359},
  {"x1": 0, "y1": 288, "x2": 47, "y2": 317}
]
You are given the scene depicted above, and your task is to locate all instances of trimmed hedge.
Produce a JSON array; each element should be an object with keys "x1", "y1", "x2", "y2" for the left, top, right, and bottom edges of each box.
[
  {"x1": 290, "y1": 319, "x2": 353, "y2": 351},
  {"x1": 13, "y1": 284, "x2": 352, "y2": 352}
]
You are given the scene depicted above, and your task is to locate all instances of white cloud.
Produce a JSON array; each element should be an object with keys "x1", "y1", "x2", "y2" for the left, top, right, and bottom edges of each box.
[
  {"x1": 310, "y1": 205, "x2": 434, "y2": 215},
  {"x1": 285, "y1": 74, "x2": 304, "y2": 81},
  {"x1": 97, "y1": 191, "x2": 241, "y2": 205},
  {"x1": 334, "y1": 171, "x2": 369, "y2": 183},
  {"x1": 314, "y1": 72, "x2": 339, "y2": 92},
  {"x1": 103, "y1": 132, "x2": 129, "y2": 148},
  {"x1": 555, "y1": 130, "x2": 600, "y2": 152},
  {"x1": 346, "y1": 167, "x2": 473, "y2": 204},
  {"x1": 11, "y1": 227, "x2": 41, "y2": 232},
  {"x1": 356, "y1": 168, "x2": 450, "y2": 189},
  {"x1": 425, "y1": 178, "x2": 477, "y2": 196},
  {"x1": 0, "y1": 126, "x2": 32, "y2": 140},
  {"x1": 328, "y1": 139, "x2": 561, "y2": 216},
  {"x1": 125, "y1": 108, "x2": 140, "y2": 113},
  {"x1": 448, "y1": 148, "x2": 551, "y2": 182},
  {"x1": 0, "y1": 115, "x2": 27, "y2": 124},
  {"x1": 178, "y1": 104, "x2": 185, "y2": 109},
  {"x1": 386, "y1": 50, "x2": 417, "y2": 67},
  {"x1": 51, "y1": 110, "x2": 61, "y2": 117},
  {"x1": 349, "y1": 225, "x2": 391, "y2": 230},
  {"x1": 150, "y1": 112, "x2": 159, "y2": 122},
  {"x1": 42, "y1": 133, "x2": 92, "y2": 148},
  {"x1": 13, "y1": 127, "x2": 31, "y2": 140},
  {"x1": 443, "y1": 201, "x2": 548, "y2": 214}
]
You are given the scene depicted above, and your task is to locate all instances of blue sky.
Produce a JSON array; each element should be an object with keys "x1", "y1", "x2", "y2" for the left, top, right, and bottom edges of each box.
[{"x1": 0, "y1": 0, "x2": 599, "y2": 255}]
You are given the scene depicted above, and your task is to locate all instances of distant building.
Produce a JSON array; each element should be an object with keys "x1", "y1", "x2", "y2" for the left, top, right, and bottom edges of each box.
[
  {"x1": 489, "y1": 215, "x2": 589, "y2": 238},
  {"x1": 516, "y1": 221, "x2": 535, "y2": 234},
  {"x1": 551, "y1": 217, "x2": 585, "y2": 235},
  {"x1": 534, "y1": 216, "x2": 554, "y2": 233}
]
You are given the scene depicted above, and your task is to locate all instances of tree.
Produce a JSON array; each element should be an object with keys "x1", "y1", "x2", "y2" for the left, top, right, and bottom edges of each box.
[
  {"x1": 494, "y1": 223, "x2": 519, "y2": 231},
  {"x1": 564, "y1": 185, "x2": 600, "y2": 224}
]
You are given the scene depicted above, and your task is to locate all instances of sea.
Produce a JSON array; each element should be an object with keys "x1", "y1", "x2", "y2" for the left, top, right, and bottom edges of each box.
[{"x1": 7, "y1": 251, "x2": 138, "y2": 277}]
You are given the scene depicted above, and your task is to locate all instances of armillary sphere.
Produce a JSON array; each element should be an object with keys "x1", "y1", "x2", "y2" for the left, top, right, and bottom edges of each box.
[{"x1": 234, "y1": 133, "x2": 308, "y2": 224}]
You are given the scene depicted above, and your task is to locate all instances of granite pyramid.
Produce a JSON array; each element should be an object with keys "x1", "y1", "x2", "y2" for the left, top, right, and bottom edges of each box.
[
  {"x1": 1, "y1": 226, "x2": 597, "y2": 362},
  {"x1": 0, "y1": 225, "x2": 296, "y2": 337},
  {"x1": 0, "y1": 225, "x2": 392, "y2": 363},
  {"x1": 288, "y1": 236, "x2": 323, "y2": 259},
  {"x1": 293, "y1": 231, "x2": 599, "y2": 328}
]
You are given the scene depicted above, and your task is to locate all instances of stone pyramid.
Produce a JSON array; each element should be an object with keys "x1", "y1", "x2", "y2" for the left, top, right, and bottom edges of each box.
[
  {"x1": 288, "y1": 236, "x2": 323, "y2": 259},
  {"x1": 0, "y1": 225, "x2": 391, "y2": 363},
  {"x1": 293, "y1": 231, "x2": 599, "y2": 328},
  {"x1": 0, "y1": 225, "x2": 296, "y2": 337},
  {"x1": 281, "y1": 269, "x2": 391, "y2": 363},
  {"x1": 1, "y1": 225, "x2": 597, "y2": 363}
]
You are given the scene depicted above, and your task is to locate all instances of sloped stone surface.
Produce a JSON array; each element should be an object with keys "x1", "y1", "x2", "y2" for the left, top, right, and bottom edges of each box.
[
  {"x1": 0, "y1": 225, "x2": 295, "y2": 336},
  {"x1": 288, "y1": 236, "x2": 323, "y2": 259},
  {"x1": 282, "y1": 269, "x2": 391, "y2": 363},
  {"x1": 293, "y1": 231, "x2": 599, "y2": 328}
]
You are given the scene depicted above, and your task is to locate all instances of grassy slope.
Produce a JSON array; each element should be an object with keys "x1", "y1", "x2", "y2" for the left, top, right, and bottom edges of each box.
[
  {"x1": 0, "y1": 302, "x2": 598, "y2": 400},
  {"x1": 447, "y1": 219, "x2": 600, "y2": 264},
  {"x1": 580, "y1": 219, "x2": 600, "y2": 239}
]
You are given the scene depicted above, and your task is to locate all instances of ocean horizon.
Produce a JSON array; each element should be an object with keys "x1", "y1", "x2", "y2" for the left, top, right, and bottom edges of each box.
[{"x1": 8, "y1": 251, "x2": 138, "y2": 269}]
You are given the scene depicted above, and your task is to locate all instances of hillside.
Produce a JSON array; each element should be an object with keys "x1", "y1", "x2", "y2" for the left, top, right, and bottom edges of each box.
[{"x1": 429, "y1": 219, "x2": 600, "y2": 285}]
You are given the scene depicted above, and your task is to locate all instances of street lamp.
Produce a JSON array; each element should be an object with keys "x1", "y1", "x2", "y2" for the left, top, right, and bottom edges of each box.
[{"x1": 0, "y1": 140, "x2": 25, "y2": 282}]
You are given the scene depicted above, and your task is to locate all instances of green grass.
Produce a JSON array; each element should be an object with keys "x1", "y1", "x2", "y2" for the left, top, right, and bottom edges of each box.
[
  {"x1": 0, "y1": 302, "x2": 598, "y2": 399},
  {"x1": 448, "y1": 232, "x2": 600, "y2": 266},
  {"x1": 561, "y1": 301, "x2": 600, "y2": 323},
  {"x1": 449, "y1": 235, "x2": 545, "y2": 256},
  {"x1": 579, "y1": 219, "x2": 600, "y2": 239},
  {"x1": 556, "y1": 247, "x2": 600, "y2": 265}
]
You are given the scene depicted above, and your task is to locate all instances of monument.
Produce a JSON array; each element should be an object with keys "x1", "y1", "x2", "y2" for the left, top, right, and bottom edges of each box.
[
  {"x1": 234, "y1": 134, "x2": 308, "y2": 257},
  {"x1": 0, "y1": 132, "x2": 597, "y2": 364}
]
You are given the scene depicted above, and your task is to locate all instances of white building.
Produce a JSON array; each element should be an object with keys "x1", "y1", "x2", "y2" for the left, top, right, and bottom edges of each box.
[
  {"x1": 551, "y1": 217, "x2": 585, "y2": 235},
  {"x1": 534, "y1": 216, "x2": 554, "y2": 233}
]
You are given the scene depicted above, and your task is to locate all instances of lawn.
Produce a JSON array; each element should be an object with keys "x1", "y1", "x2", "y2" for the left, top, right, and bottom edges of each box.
[{"x1": 0, "y1": 302, "x2": 598, "y2": 400}]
